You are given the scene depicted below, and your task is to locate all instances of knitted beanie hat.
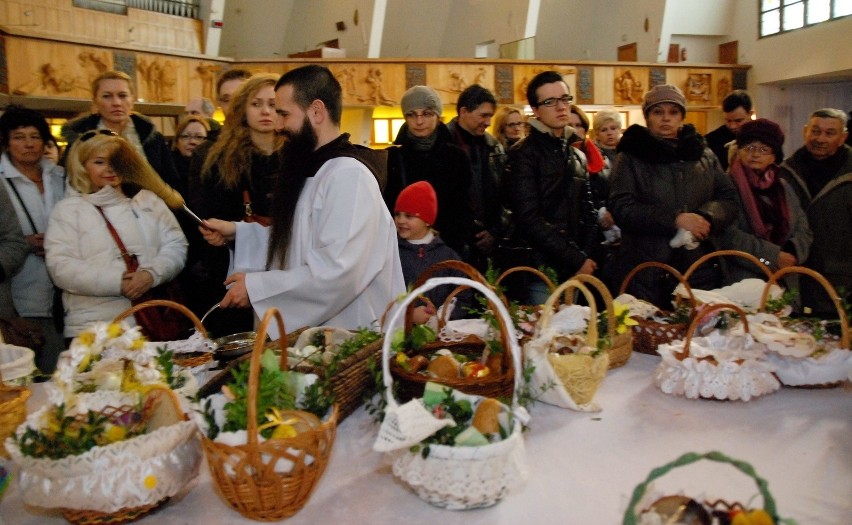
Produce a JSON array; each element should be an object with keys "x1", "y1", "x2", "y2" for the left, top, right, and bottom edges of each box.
[
  {"x1": 642, "y1": 84, "x2": 687, "y2": 116},
  {"x1": 401, "y1": 86, "x2": 443, "y2": 117},
  {"x1": 736, "y1": 118, "x2": 785, "y2": 157},
  {"x1": 394, "y1": 181, "x2": 438, "y2": 226}
]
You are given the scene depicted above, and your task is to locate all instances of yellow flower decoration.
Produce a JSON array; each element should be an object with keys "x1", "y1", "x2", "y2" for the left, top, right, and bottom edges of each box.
[
  {"x1": 131, "y1": 338, "x2": 146, "y2": 350},
  {"x1": 613, "y1": 301, "x2": 638, "y2": 335},
  {"x1": 143, "y1": 475, "x2": 158, "y2": 490},
  {"x1": 78, "y1": 332, "x2": 96, "y2": 346},
  {"x1": 101, "y1": 424, "x2": 127, "y2": 444},
  {"x1": 107, "y1": 323, "x2": 124, "y2": 338},
  {"x1": 258, "y1": 408, "x2": 303, "y2": 439}
]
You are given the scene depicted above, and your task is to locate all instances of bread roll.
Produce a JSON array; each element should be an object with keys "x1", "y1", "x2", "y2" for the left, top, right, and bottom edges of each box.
[
  {"x1": 427, "y1": 354, "x2": 460, "y2": 378},
  {"x1": 472, "y1": 398, "x2": 502, "y2": 434}
]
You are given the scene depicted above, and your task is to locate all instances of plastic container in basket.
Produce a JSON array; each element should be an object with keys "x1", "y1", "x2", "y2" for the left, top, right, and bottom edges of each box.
[
  {"x1": 757, "y1": 266, "x2": 852, "y2": 388},
  {"x1": 201, "y1": 308, "x2": 339, "y2": 521},
  {"x1": 114, "y1": 299, "x2": 215, "y2": 369},
  {"x1": 7, "y1": 387, "x2": 201, "y2": 524},
  {"x1": 376, "y1": 276, "x2": 528, "y2": 510},
  {"x1": 391, "y1": 263, "x2": 514, "y2": 402},
  {"x1": 654, "y1": 303, "x2": 781, "y2": 401},
  {"x1": 524, "y1": 278, "x2": 610, "y2": 411},
  {"x1": 618, "y1": 261, "x2": 697, "y2": 355},
  {"x1": 623, "y1": 451, "x2": 796, "y2": 525}
]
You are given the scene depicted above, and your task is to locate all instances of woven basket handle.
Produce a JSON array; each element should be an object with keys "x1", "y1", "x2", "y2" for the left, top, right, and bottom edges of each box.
[
  {"x1": 677, "y1": 303, "x2": 750, "y2": 360},
  {"x1": 567, "y1": 274, "x2": 617, "y2": 340},
  {"x1": 246, "y1": 308, "x2": 288, "y2": 448},
  {"x1": 495, "y1": 266, "x2": 556, "y2": 304},
  {"x1": 381, "y1": 277, "x2": 522, "y2": 409},
  {"x1": 406, "y1": 260, "x2": 490, "y2": 329},
  {"x1": 618, "y1": 261, "x2": 697, "y2": 308},
  {"x1": 536, "y1": 278, "x2": 599, "y2": 349},
  {"x1": 623, "y1": 451, "x2": 779, "y2": 525},
  {"x1": 113, "y1": 299, "x2": 207, "y2": 338},
  {"x1": 683, "y1": 249, "x2": 773, "y2": 281},
  {"x1": 759, "y1": 266, "x2": 850, "y2": 349}
]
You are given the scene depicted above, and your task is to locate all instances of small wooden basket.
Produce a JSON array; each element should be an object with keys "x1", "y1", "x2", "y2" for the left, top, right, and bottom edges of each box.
[
  {"x1": 202, "y1": 308, "x2": 338, "y2": 521},
  {"x1": 619, "y1": 261, "x2": 697, "y2": 355},
  {"x1": 0, "y1": 365, "x2": 30, "y2": 458},
  {"x1": 115, "y1": 299, "x2": 213, "y2": 368},
  {"x1": 495, "y1": 266, "x2": 556, "y2": 345},
  {"x1": 759, "y1": 265, "x2": 851, "y2": 388}
]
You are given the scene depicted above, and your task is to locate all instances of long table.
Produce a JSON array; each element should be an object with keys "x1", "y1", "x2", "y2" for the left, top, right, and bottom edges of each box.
[{"x1": 2, "y1": 353, "x2": 850, "y2": 524}]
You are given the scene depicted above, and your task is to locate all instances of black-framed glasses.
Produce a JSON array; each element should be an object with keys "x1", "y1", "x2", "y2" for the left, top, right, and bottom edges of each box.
[
  {"x1": 80, "y1": 129, "x2": 118, "y2": 142},
  {"x1": 537, "y1": 95, "x2": 573, "y2": 108}
]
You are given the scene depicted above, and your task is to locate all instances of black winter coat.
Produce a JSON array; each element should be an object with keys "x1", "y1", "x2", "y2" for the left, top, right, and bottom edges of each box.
[
  {"x1": 609, "y1": 124, "x2": 739, "y2": 305},
  {"x1": 503, "y1": 121, "x2": 598, "y2": 281}
]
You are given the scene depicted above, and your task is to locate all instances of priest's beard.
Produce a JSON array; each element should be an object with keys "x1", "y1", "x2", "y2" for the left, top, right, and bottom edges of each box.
[{"x1": 267, "y1": 115, "x2": 316, "y2": 269}]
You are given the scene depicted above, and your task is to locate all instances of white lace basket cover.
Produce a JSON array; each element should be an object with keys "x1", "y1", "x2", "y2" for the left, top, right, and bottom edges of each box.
[
  {"x1": 374, "y1": 277, "x2": 529, "y2": 510},
  {"x1": 654, "y1": 305, "x2": 780, "y2": 401},
  {"x1": 5, "y1": 389, "x2": 202, "y2": 513}
]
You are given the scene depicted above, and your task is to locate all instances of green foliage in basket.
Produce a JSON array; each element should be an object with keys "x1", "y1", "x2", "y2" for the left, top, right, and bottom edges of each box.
[
  {"x1": 15, "y1": 402, "x2": 146, "y2": 459},
  {"x1": 764, "y1": 288, "x2": 798, "y2": 314},
  {"x1": 155, "y1": 346, "x2": 187, "y2": 390}
]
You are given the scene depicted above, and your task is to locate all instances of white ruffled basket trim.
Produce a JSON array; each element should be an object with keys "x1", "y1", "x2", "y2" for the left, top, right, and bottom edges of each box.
[{"x1": 766, "y1": 349, "x2": 852, "y2": 386}]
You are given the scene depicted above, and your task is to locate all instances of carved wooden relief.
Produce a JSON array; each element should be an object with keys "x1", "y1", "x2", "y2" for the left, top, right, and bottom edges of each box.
[
  {"x1": 7, "y1": 39, "x2": 116, "y2": 98},
  {"x1": 328, "y1": 64, "x2": 405, "y2": 107},
  {"x1": 613, "y1": 68, "x2": 648, "y2": 104},
  {"x1": 195, "y1": 63, "x2": 222, "y2": 101},
  {"x1": 717, "y1": 76, "x2": 731, "y2": 104},
  {"x1": 137, "y1": 57, "x2": 178, "y2": 102},
  {"x1": 425, "y1": 64, "x2": 495, "y2": 106},
  {"x1": 684, "y1": 73, "x2": 712, "y2": 103}
]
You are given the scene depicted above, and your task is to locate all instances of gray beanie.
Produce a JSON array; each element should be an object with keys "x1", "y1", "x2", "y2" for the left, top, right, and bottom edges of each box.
[
  {"x1": 401, "y1": 86, "x2": 442, "y2": 116},
  {"x1": 642, "y1": 84, "x2": 686, "y2": 116}
]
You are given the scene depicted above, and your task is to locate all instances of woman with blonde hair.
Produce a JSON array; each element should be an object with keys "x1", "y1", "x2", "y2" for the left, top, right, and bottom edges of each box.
[
  {"x1": 45, "y1": 130, "x2": 187, "y2": 338},
  {"x1": 186, "y1": 73, "x2": 284, "y2": 334},
  {"x1": 492, "y1": 106, "x2": 525, "y2": 150}
]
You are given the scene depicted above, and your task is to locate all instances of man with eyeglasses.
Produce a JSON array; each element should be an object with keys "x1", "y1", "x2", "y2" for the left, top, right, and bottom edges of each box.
[
  {"x1": 503, "y1": 71, "x2": 598, "y2": 304},
  {"x1": 383, "y1": 85, "x2": 476, "y2": 257},
  {"x1": 782, "y1": 108, "x2": 852, "y2": 316},
  {"x1": 446, "y1": 85, "x2": 507, "y2": 270}
]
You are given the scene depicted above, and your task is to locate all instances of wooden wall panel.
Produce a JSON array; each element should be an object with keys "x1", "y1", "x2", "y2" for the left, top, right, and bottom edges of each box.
[
  {"x1": 7, "y1": 38, "x2": 113, "y2": 98},
  {"x1": 424, "y1": 64, "x2": 494, "y2": 107},
  {"x1": 512, "y1": 65, "x2": 576, "y2": 105}
]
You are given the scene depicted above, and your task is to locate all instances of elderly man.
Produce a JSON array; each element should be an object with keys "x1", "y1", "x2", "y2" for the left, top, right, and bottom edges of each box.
[
  {"x1": 446, "y1": 84, "x2": 506, "y2": 270},
  {"x1": 705, "y1": 90, "x2": 754, "y2": 170},
  {"x1": 782, "y1": 108, "x2": 851, "y2": 315},
  {"x1": 184, "y1": 96, "x2": 221, "y2": 141}
]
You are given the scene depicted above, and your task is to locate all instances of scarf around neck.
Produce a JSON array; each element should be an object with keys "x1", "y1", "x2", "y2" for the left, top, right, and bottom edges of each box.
[{"x1": 729, "y1": 158, "x2": 790, "y2": 245}]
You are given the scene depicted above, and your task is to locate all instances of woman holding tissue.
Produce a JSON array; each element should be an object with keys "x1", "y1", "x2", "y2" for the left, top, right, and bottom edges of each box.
[{"x1": 608, "y1": 85, "x2": 738, "y2": 307}]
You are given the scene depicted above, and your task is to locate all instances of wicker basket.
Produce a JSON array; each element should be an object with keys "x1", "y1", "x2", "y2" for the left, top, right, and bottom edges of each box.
[
  {"x1": 759, "y1": 266, "x2": 851, "y2": 388},
  {"x1": 654, "y1": 303, "x2": 781, "y2": 401},
  {"x1": 569, "y1": 274, "x2": 632, "y2": 369},
  {"x1": 619, "y1": 261, "x2": 697, "y2": 355},
  {"x1": 8, "y1": 387, "x2": 201, "y2": 524},
  {"x1": 683, "y1": 249, "x2": 774, "y2": 283},
  {"x1": 377, "y1": 276, "x2": 527, "y2": 510},
  {"x1": 494, "y1": 266, "x2": 556, "y2": 345},
  {"x1": 525, "y1": 278, "x2": 610, "y2": 410},
  {"x1": 391, "y1": 270, "x2": 515, "y2": 402},
  {"x1": 0, "y1": 364, "x2": 30, "y2": 458},
  {"x1": 201, "y1": 308, "x2": 338, "y2": 521},
  {"x1": 623, "y1": 451, "x2": 789, "y2": 525},
  {"x1": 289, "y1": 328, "x2": 383, "y2": 421},
  {"x1": 114, "y1": 299, "x2": 214, "y2": 369}
]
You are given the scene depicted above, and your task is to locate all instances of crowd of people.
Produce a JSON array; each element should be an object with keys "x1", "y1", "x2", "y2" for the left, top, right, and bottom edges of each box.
[{"x1": 1, "y1": 65, "x2": 850, "y2": 375}]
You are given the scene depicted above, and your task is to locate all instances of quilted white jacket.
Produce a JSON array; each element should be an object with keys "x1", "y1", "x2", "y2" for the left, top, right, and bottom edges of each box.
[{"x1": 45, "y1": 185, "x2": 187, "y2": 337}]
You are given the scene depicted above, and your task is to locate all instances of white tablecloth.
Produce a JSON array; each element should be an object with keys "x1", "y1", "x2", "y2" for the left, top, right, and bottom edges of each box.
[{"x1": 2, "y1": 353, "x2": 850, "y2": 524}]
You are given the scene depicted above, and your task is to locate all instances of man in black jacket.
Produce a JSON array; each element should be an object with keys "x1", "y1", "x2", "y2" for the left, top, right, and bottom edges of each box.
[
  {"x1": 503, "y1": 71, "x2": 597, "y2": 303},
  {"x1": 705, "y1": 90, "x2": 754, "y2": 171}
]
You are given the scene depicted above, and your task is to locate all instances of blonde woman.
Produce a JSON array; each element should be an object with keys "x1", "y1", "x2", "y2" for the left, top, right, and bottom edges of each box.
[
  {"x1": 45, "y1": 130, "x2": 187, "y2": 338},
  {"x1": 492, "y1": 106, "x2": 525, "y2": 150}
]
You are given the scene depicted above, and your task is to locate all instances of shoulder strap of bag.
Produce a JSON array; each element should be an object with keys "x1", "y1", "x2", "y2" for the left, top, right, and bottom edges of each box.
[
  {"x1": 4, "y1": 179, "x2": 38, "y2": 233},
  {"x1": 94, "y1": 205, "x2": 138, "y2": 271}
]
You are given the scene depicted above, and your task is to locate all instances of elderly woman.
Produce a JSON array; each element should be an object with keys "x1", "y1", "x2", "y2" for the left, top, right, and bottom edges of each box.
[
  {"x1": 609, "y1": 85, "x2": 739, "y2": 307},
  {"x1": 0, "y1": 106, "x2": 66, "y2": 372},
  {"x1": 61, "y1": 70, "x2": 178, "y2": 188},
  {"x1": 492, "y1": 106, "x2": 525, "y2": 150},
  {"x1": 171, "y1": 116, "x2": 210, "y2": 195},
  {"x1": 45, "y1": 131, "x2": 187, "y2": 339},
  {"x1": 719, "y1": 118, "x2": 812, "y2": 281}
]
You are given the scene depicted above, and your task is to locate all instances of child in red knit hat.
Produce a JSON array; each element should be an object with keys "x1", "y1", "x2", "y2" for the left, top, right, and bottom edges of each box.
[{"x1": 394, "y1": 181, "x2": 463, "y2": 324}]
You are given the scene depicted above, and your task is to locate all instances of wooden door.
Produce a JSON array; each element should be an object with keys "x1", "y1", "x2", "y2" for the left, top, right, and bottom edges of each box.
[
  {"x1": 719, "y1": 41, "x2": 738, "y2": 64},
  {"x1": 617, "y1": 43, "x2": 637, "y2": 62}
]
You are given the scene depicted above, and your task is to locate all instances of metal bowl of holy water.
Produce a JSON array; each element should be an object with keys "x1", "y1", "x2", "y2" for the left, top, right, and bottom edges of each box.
[{"x1": 200, "y1": 302, "x2": 269, "y2": 361}]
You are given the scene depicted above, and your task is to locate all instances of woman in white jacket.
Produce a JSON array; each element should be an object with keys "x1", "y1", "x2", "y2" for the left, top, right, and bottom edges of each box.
[{"x1": 45, "y1": 130, "x2": 187, "y2": 338}]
